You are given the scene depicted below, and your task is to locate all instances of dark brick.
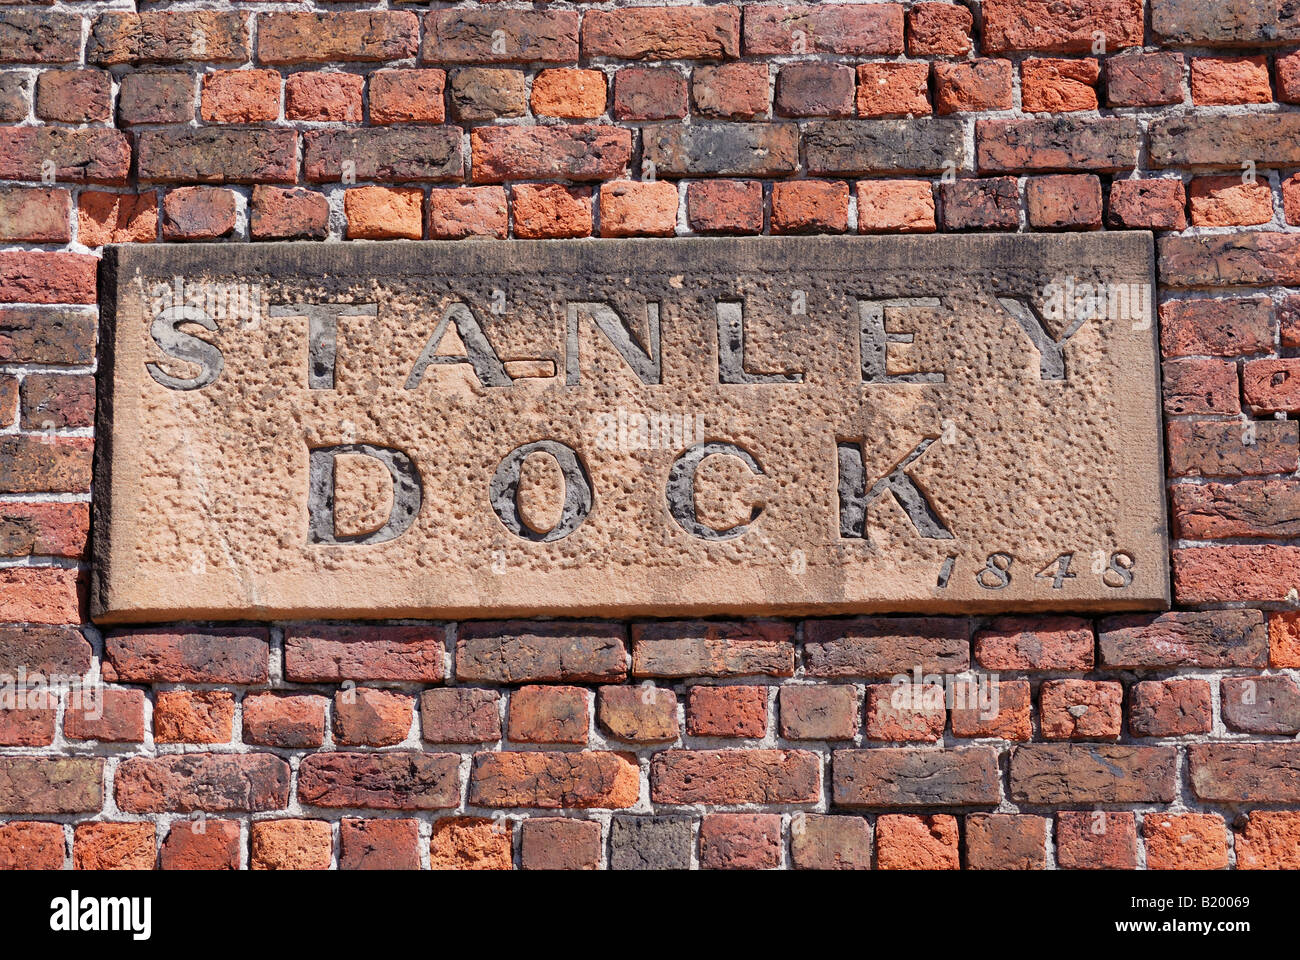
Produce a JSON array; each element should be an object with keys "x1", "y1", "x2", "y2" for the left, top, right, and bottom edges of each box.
[
  {"x1": 804, "y1": 118, "x2": 964, "y2": 175},
  {"x1": 88, "y1": 11, "x2": 249, "y2": 65},
  {"x1": 1221, "y1": 675, "x2": 1300, "y2": 735},
  {"x1": 118, "y1": 71, "x2": 194, "y2": 125},
  {"x1": 0, "y1": 625, "x2": 91, "y2": 675},
  {"x1": 1106, "y1": 51, "x2": 1185, "y2": 107},
  {"x1": 520, "y1": 817, "x2": 601, "y2": 870},
  {"x1": 977, "y1": 117, "x2": 1140, "y2": 173},
  {"x1": 426, "y1": 9, "x2": 578, "y2": 64},
  {"x1": 1010, "y1": 744, "x2": 1177, "y2": 804},
  {"x1": 298, "y1": 752, "x2": 460, "y2": 810},
  {"x1": 1150, "y1": 114, "x2": 1300, "y2": 168},
  {"x1": 1165, "y1": 420, "x2": 1298, "y2": 478},
  {"x1": 790, "y1": 814, "x2": 872, "y2": 870},
  {"x1": 137, "y1": 128, "x2": 297, "y2": 184},
  {"x1": 456, "y1": 620, "x2": 626, "y2": 684},
  {"x1": 643, "y1": 122, "x2": 797, "y2": 177},
  {"x1": 964, "y1": 814, "x2": 1047, "y2": 869},
  {"x1": 472, "y1": 125, "x2": 629, "y2": 183},
  {"x1": 421, "y1": 688, "x2": 501, "y2": 744},
  {"x1": 0, "y1": 436, "x2": 92, "y2": 493},
  {"x1": 940, "y1": 177, "x2": 1020, "y2": 230},
  {"x1": 1099, "y1": 611, "x2": 1268, "y2": 668},
  {"x1": 651, "y1": 749, "x2": 820, "y2": 805},
  {"x1": 104, "y1": 627, "x2": 269, "y2": 683},
  {"x1": 0, "y1": 127, "x2": 129, "y2": 184},
  {"x1": 0, "y1": 308, "x2": 94, "y2": 366},
  {"x1": 832, "y1": 747, "x2": 999, "y2": 807},
  {"x1": 1129, "y1": 679, "x2": 1213, "y2": 737},
  {"x1": 115, "y1": 754, "x2": 289, "y2": 813},
  {"x1": 303, "y1": 127, "x2": 462, "y2": 184},
  {"x1": 0, "y1": 757, "x2": 101, "y2": 813},
  {"x1": 0, "y1": 12, "x2": 82, "y2": 64},
  {"x1": 1152, "y1": 0, "x2": 1300, "y2": 45},
  {"x1": 1189, "y1": 743, "x2": 1300, "y2": 802},
  {"x1": 775, "y1": 63, "x2": 855, "y2": 118},
  {"x1": 803, "y1": 616, "x2": 969, "y2": 678},
  {"x1": 609, "y1": 816, "x2": 692, "y2": 870},
  {"x1": 285, "y1": 624, "x2": 444, "y2": 682},
  {"x1": 1172, "y1": 479, "x2": 1300, "y2": 539}
]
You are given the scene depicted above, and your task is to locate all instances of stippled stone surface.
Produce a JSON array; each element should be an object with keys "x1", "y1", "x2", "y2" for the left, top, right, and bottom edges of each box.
[{"x1": 94, "y1": 235, "x2": 1165, "y2": 621}]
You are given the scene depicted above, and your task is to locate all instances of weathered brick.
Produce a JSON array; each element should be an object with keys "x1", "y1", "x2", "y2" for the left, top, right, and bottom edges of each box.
[
  {"x1": 369, "y1": 68, "x2": 445, "y2": 124},
  {"x1": 790, "y1": 814, "x2": 871, "y2": 870},
  {"x1": 116, "y1": 754, "x2": 289, "y2": 813},
  {"x1": 1235, "y1": 811, "x2": 1300, "y2": 869},
  {"x1": 950, "y1": 679, "x2": 1032, "y2": 740},
  {"x1": 1106, "y1": 51, "x2": 1185, "y2": 106},
  {"x1": 449, "y1": 68, "x2": 526, "y2": 121},
  {"x1": 0, "y1": 127, "x2": 129, "y2": 184},
  {"x1": 250, "y1": 820, "x2": 332, "y2": 871},
  {"x1": 73, "y1": 822, "x2": 155, "y2": 871},
  {"x1": 65, "y1": 687, "x2": 146, "y2": 744},
  {"x1": 1175, "y1": 544, "x2": 1300, "y2": 603},
  {"x1": 1190, "y1": 743, "x2": 1300, "y2": 803},
  {"x1": 1143, "y1": 813, "x2": 1228, "y2": 870},
  {"x1": 1159, "y1": 297, "x2": 1272, "y2": 358},
  {"x1": 0, "y1": 757, "x2": 101, "y2": 813},
  {"x1": 875, "y1": 814, "x2": 958, "y2": 869},
  {"x1": 470, "y1": 751, "x2": 639, "y2": 809},
  {"x1": 1244, "y1": 358, "x2": 1300, "y2": 414},
  {"x1": 1025, "y1": 173, "x2": 1102, "y2": 229},
  {"x1": 258, "y1": 12, "x2": 418, "y2": 66},
  {"x1": 304, "y1": 127, "x2": 461, "y2": 183},
  {"x1": 0, "y1": 567, "x2": 81, "y2": 624},
  {"x1": 0, "y1": 821, "x2": 64, "y2": 870},
  {"x1": 1099, "y1": 611, "x2": 1267, "y2": 668},
  {"x1": 428, "y1": 186, "x2": 507, "y2": 240},
  {"x1": 771, "y1": 180, "x2": 849, "y2": 234},
  {"x1": 242, "y1": 692, "x2": 327, "y2": 749},
  {"x1": 805, "y1": 616, "x2": 969, "y2": 677},
  {"x1": 428, "y1": 817, "x2": 512, "y2": 870},
  {"x1": 1192, "y1": 55, "x2": 1272, "y2": 105},
  {"x1": 457, "y1": 620, "x2": 625, "y2": 683},
  {"x1": 201, "y1": 69, "x2": 280, "y2": 123},
  {"x1": 1189, "y1": 175, "x2": 1273, "y2": 227},
  {"x1": 0, "y1": 11, "x2": 81, "y2": 64},
  {"x1": 420, "y1": 688, "x2": 500, "y2": 744},
  {"x1": 1222, "y1": 675, "x2": 1300, "y2": 735},
  {"x1": 1285, "y1": 173, "x2": 1300, "y2": 225},
  {"x1": 1152, "y1": 0, "x2": 1300, "y2": 45},
  {"x1": 299, "y1": 752, "x2": 460, "y2": 810},
  {"x1": 137, "y1": 128, "x2": 297, "y2": 184},
  {"x1": 0, "y1": 704, "x2": 54, "y2": 746},
  {"x1": 906, "y1": 3, "x2": 972, "y2": 56},
  {"x1": 643, "y1": 122, "x2": 796, "y2": 177},
  {"x1": 0, "y1": 625, "x2": 90, "y2": 675},
  {"x1": 833, "y1": 747, "x2": 1000, "y2": 807},
  {"x1": 1271, "y1": 611, "x2": 1300, "y2": 667},
  {"x1": 806, "y1": 118, "x2": 964, "y2": 176},
  {"x1": 856, "y1": 61, "x2": 930, "y2": 119},
  {"x1": 160, "y1": 819, "x2": 240, "y2": 871},
  {"x1": 1162, "y1": 357, "x2": 1240, "y2": 416},
  {"x1": 597, "y1": 685, "x2": 678, "y2": 744},
  {"x1": 1150, "y1": 115, "x2": 1300, "y2": 169},
  {"x1": 1009, "y1": 744, "x2": 1177, "y2": 804},
  {"x1": 520, "y1": 817, "x2": 601, "y2": 871},
  {"x1": 250, "y1": 186, "x2": 328, "y2": 241},
  {"x1": 685, "y1": 179, "x2": 763, "y2": 234},
  {"x1": 35, "y1": 70, "x2": 111, "y2": 124},
  {"x1": 614, "y1": 67, "x2": 686, "y2": 121},
  {"x1": 632, "y1": 620, "x2": 794, "y2": 677},
  {"x1": 105, "y1": 627, "x2": 269, "y2": 683},
  {"x1": 775, "y1": 62, "x2": 854, "y2": 118},
  {"x1": 285, "y1": 624, "x2": 444, "y2": 682},
  {"x1": 1023, "y1": 58, "x2": 1101, "y2": 114},
  {"x1": 20, "y1": 373, "x2": 94, "y2": 430},
  {"x1": 1282, "y1": 50, "x2": 1300, "y2": 103},
  {"x1": 1055, "y1": 811, "x2": 1137, "y2": 870},
  {"x1": 865, "y1": 683, "x2": 945, "y2": 742},
  {"x1": 89, "y1": 11, "x2": 249, "y2": 65},
  {"x1": 531, "y1": 68, "x2": 605, "y2": 119},
  {"x1": 1040, "y1": 679, "x2": 1122, "y2": 741},
  {"x1": 934, "y1": 59, "x2": 1012, "y2": 113},
  {"x1": 427, "y1": 9, "x2": 578, "y2": 64},
  {"x1": 0, "y1": 72, "x2": 25, "y2": 122},
  {"x1": 652, "y1": 749, "x2": 819, "y2": 804},
  {"x1": 583, "y1": 7, "x2": 738, "y2": 60},
  {"x1": 743, "y1": 4, "x2": 903, "y2": 55},
  {"x1": 699, "y1": 813, "x2": 781, "y2": 870},
  {"x1": 344, "y1": 185, "x2": 423, "y2": 241},
  {"x1": 78, "y1": 191, "x2": 158, "y2": 246},
  {"x1": 162, "y1": 186, "x2": 238, "y2": 241},
  {"x1": 599, "y1": 180, "x2": 678, "y2": 238},
  {"x1": 1175, "y1": 478, "x2": 1300, "y2": 540},
  {"x1": 1165, "y1": 419, "x2": 1297, "y2": 477},
  {"x1": 507, "y1": 685, "x2": 589, "y2": 745},
  {"x1": 977, "y1": 117, "x2": 1140, "y2": 173},
  {"x1": 687, "y1": 685, "x2": 767, "y2": 738},
  {"x1": 973, "y1": 615, "x2": 1094, "y2": 670},
  {"x1": 1107, "y1": 178, "x2": 1188, "y2": 231},
  {"x1": 154, "y1": 689, "x2": 235, "y2": 744},
  {"x1": 118, "y1": 71, "x2": 194, "y2": 125},
  {"x1": 692, "y1": 62, "x2": 769, "y2": 120},
  {"x1": 608, "y1": 816, "x2": 693, "y2": 870},
  {"x1": 471, "y1": 125, "x2": 628, "y2": 183},
  {"x1": 939, "y1": 177, "x2": 1020, "y2": 230},
  {"x1": 334, "y1": 687, "x2": 415, "y2": 747},
  {"x1": 964, "y1": 814, "x2": 1047, "y2": 869},
  {"x1": 512, "y1": 184, "x2": 592, "y2": 240},
  {"x1": 982, "y1": 0, "x2": 1143, "y2": 53},
  {"x1": 1128, "y1": 679, "x2": 1213, "y2": 737},
  {"x1": 0, "y1": 252, "x2": 97, "y2": 306},
  {"x1": 779, "y1": 685, "x2": 858, "y2": 741},
  {"x1": 856, "y1": 179, "x2": 936, "y2": 233},
  {"x1": 339, "y1": 818, "x2": 420, "y2": 871},
  {"x1": 285, "y1": 71, "x2": 363, "y2": 123}
]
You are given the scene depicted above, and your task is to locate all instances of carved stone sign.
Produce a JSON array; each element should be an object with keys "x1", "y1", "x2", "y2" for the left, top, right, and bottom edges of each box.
[{"x1": 93, "y1": 235, "x2": 1166, "y2": 622}]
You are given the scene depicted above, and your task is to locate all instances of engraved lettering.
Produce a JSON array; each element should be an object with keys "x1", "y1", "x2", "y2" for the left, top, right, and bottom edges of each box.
[
  {"x1": 146, "y1": 305, "x2": 223, "y2": 391},
  {"x1": 308, "y1": 443, "x2": 423, "y2": 545}
]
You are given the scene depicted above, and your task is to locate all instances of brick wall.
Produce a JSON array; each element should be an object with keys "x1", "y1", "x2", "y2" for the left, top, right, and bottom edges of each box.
[{"x1": 1, "y1": 0, "x2": 1300, "y2": 871}]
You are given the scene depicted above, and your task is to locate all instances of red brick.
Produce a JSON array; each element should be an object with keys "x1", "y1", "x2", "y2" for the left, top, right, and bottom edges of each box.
[
  {"x1": 154, "y1": 690, "x2": 235, "y2": 744},
  {"x1": 1272, "y1": 611, "x2": 1300, "y2": 667},
  {"x1": 520, "y1": 817, "x2": 601, "y2": 870},
  {"x1": 0, "y1": 625, "x2": 91, "y2": 676},
  {"x1": 118, "y1": 72, "x2": 194, "y2": 125},
  {"x1": 421, "y1": 688, "x2": 501, "y2": 744},
  {"x1": 651, "y1": 749, "x2": 819, "y2": 804},
  {"x1": 1165, "y1": 420, "x2": 1297, "y2": 478},
  {"x1": 344, "y1": 186, "x2": 423, "y2": 241},
  {"x1": 1106, "y1": 51, "x2": 1185, "y2": 107},
  {"x1": 686, "y1": 179, "x2": 763, "y2": 234},
  {"x1": 137, "y1": 129, "x2": 298, "y2": 184},
  {"x1": 876, "y1": 814, "x2": 958, "y2": 869},
  {"x1": 340, "y1": 818, "x2": 420, "y2": 871},
  {"x1": 0, "y1": 74, "x2": 24, "y2": 122},
  {"x1": 428, "y1": 817, "x2": 512, "y2": 870},
  {"x1": 369, "y1": 69, "x2": 445, "y2": 124},
  {"x1": 1281, "y1": 51, "x2": 1300, "y2": 104},
  {"x1": 1021, "y1": 58, "x2": 1099, "y2": 112},
  {"x1": 469, "y1": 751, "x2": 639, "y2": 809},
  {"x1": 1100, "y1": 611, "x2": 1267, "y2": 668},
  {"x1": 250, "y1": 820, "x2": 332, "y2": 871},
  {"x1": 950, "y1": 679, "x2": 1031, "y2": 740},
  {"x1": 1129, "y1": 679, "x2": 1213, "y2": 737},
  {"x1": 1192, "y1": 56, "x2": 1272, "y2": 105},
  {"x1": 599, "y1": 180, "x2": 678, "y2": 238},
  {"x1": 1285, "y1": 173, "x2": 1300, "y2": 225},
  {"x1": 597, "y1": 685, "x2": 678, "y2": 743},
  {"x1": 634, "y1": 620, "x2": 795, "y2": 677},
  {"x1": 0, "y1": 127, "x2": 130, "y2": 184},
  {"x1": 856, "y1": 61, "x2": 930, "y2": 118},
  {"x1": 19, "y1": 373, "x2": 93, "y2": 430},
  {"x1": 532, "y1": 68, "x2": 606, "y2": 119},
  {"x1": 1162, "y1": 357, "x2": 1239, "y2": 416},
  {"x1": 614, "y1": 67, "x2": 686, "y2": 121},
  {"x1": 73, "y1": 822, "x2": 155, "y2": 870},
  {"x1": 982, "y1": 0, "x2": 1143, "y2": 53},
  {"x1": 334, "y1": 687, "x2": 415, "y2": 746},
  {"x1": 1221, "y1": 674, "x2": 1300, "y2": 735},
  {"x1": 0, "y1": 12, "x2": 81, "y2": 65},
  {"x1": 512, "y1": 184, "x2": 592, "y2": 240},
  {"x1": 1056, "y1": 812, "x2": 1137, "y2": 869},
  {"x1": 1244, "y1": 358, "x2": 1300, "y2": 413},
  {"x1": 778, "y1": 685, "x2": 858, "y2": 741},
  {"x1": 699, "y1": 814, "x2": 781, "y2": 870},
  {"x1": 427, "y1": 9, "x2": 578, "y2": 64},
  {"x1": 201, "y1": 70, "x2": 281, "y2": 124},
  {"x1": 448, "y1": 68, "x2": 522, "y2": 122},
  {"x1": 1235, "y1": 811, "x2": 1300, "y2": 869},
  {"x1": 865, "y1": 683, "x2": 946, "y2": 741},
  {"x1": 0, "y1": 251, "x2": 96, "y2": 305},
  {"x1": 692, "y1": 62, "x2": 769, "y2": 120},
  {"x1": 285, "y1": 625, "x2": 444, "y2": 682},
  {"x1": 939, "y1": 177, "x2": 1020, "y2": 230},
  {"x1": 687, "y1": 685, "x2": 766, "y2": 738},
  {"x1": 1040, "y1": 680, "x2": 1123, "y2": 740},
  {"x1": 1160, "y1": 233, "x2": 1300, "y2": 288},
  {"x1": 105, "y1": 628, "x2": 269, "y2": 684},
  {"x1": 964, "y1": 814, "x2": 1046, "y2": 869},
  {"x1": 285, "y1": 71, "x2": 363, "y2": 122},
  {"x1": 1107, "y1": 178, "x2": 1187, "y2": 231},
  {"x1": 78, "y1": 191, "x2": 158, "y2": 246},
  {"x1": 584, "y1": 7, "x2": 738, "y2": 60},
  {"x1": 35, "y1": 69, "x2": 110, "y2": 123},
  {"x1": 0, "y1": 567, "x2": 81, "y2": 624},
  {"x1": 978, "y1": 117, "x2": 1140, "y2": 173},
  {"x1": 1174, "y1": 545, "x2": 1300, "y2": 603},
  {"x1": 804, "y1": 617, "x2": 967, "y2": 678},
  {"x1": 771, "y1": 180, "x2": 849, "y2": 234},
  {"x1": 0, "y1": 502, "x2": 89, "y2": 559},
  {"x1": 855, "y1": 180, "x2": 935, "y2": 233},
  {"x1": 775, "y1": 63, "x2": 854, "y2": 118},
  {"x1": 250, "y1": 186, "x2": 328, "y2": 241},
  {"x1": 64, "y1": 687, "x2": 145, "y2": 743},
  {"x1": 89, "y1": 11, "x2": 248, "y2": 65},
  {"x1": 0, "y1": 757, "x2": 102, "y2": 814},
  {"x1": 161, "y1": 186, "x2": 237, "y2": 241},
  {"x1": 0, "y1": 822, "x2": 65, "y2": 870},
  {"x1": 1173, "y1": 478, "x2": 1300, "y2": 539},
  {"x1": 1026, "y1": 173, "x2": 1102, "y2": 229},
  {"x1": 907, "y1": 3, "x2": 972, "y2": 56},
  {"x1": 471, "y1": 125, "x2": 630, "y2": 184},
  {"x1": 0, "y1": 704, "x2": 54, "y2": 746},
  {"x1": 428, "y1": 186, "x2": 507, "y2": 240},
  {"x1": 1143, "y1": 813, "x2": 1228, "y2": 870},
  {"x1": 299, "y1": 752, "x2": 459, "y2": 810},
  {"x1": 458, "y1": 621, "x2": 626, "y2": 684},
  {"x1": 934, "y1": 59, "x2": 1012, "y2": 113},
  {"x1": 507, "y1": 685, "x2": 589, "y2": 744},
  {"x1": 743, "y1": 4, "x2": 903, "y2": 55},
  {"x1": 1159, "y1": 297, "x2": 1271, "y2": 358},
  {"x1": 0, "y1": 437, "x2": 92, "y2": 497},
  {"x1": 790, "y1": 814, "x2": 871, "y2": 870},
  {"x1": 259, "y1": 12, "x2": 418, "y2": 66},
  {"x1": 1189, "y1": 175, "x2": 1273, "y2": 227},
  {"x1": 242, "y1": 692, "x2": 326, "y2": 749},
  {"x1": 159, "y1": 819, "x2": 240, "y2": 870}
]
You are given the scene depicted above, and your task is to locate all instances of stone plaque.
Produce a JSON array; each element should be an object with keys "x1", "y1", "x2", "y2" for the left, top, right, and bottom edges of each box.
[{"x1": 94, "y1": 235, "x2": 1166, "y2": 622}]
